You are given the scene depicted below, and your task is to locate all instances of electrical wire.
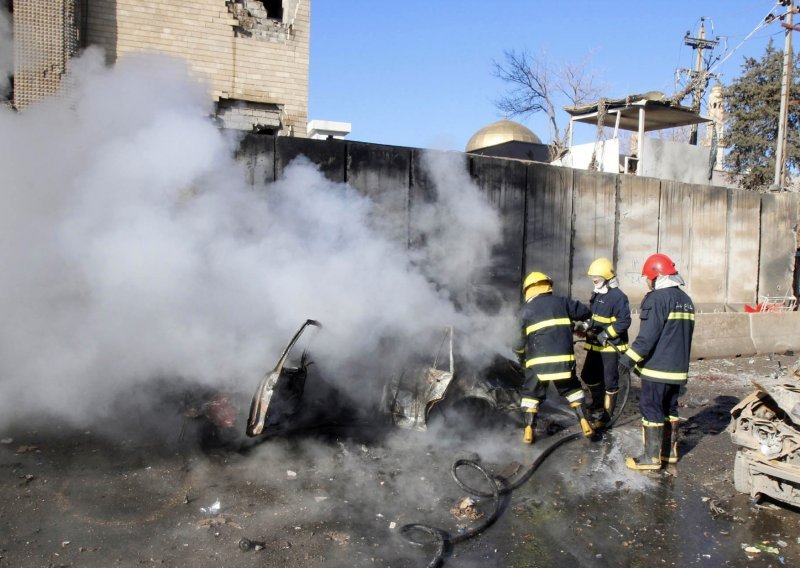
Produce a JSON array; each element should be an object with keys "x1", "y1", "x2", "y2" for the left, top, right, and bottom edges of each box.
[{"x1": 710, "y1": 1, "x2": 784, "y2": 75}]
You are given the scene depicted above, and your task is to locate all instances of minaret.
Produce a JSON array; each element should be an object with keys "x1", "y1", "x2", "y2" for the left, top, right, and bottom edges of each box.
[{"x1": 704, "y1": 84, "x2": 725, "y2": 169}]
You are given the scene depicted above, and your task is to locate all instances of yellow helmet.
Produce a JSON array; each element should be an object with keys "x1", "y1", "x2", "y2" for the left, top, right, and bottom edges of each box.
[
  {"x1": 587, "y1": 257, "x2": 615, "y2": 280},
  {"x1": 523, "y1": 271, "x2": 552, "y2": 291}
]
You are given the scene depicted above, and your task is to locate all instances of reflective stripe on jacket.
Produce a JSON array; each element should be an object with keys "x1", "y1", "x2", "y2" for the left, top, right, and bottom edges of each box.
[
  {"x1": 586, "y1": 287, "x2": 631, "y2": 353},
  {"x1": 519, "y1": 293, "x2": 591, "y2": 381},
  {"x1": 622, "y1": 287, "x2": 695, "y2": 384}
]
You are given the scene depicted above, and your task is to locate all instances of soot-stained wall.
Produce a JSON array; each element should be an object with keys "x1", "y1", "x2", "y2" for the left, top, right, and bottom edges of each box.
[{"x1": 238, "y1": 134, "x2": 800, "y2": 312}]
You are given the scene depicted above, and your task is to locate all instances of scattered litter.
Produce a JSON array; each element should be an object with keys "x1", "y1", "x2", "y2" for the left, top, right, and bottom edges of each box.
[
  {"x1": 61, "y1": 541, "x2": 70, "y2": 548},
  {"x1": 1, "y1": 438, "x2": 13, "y2": 444},
  {"x1": 15, "y1": 445, "x2": 38, "y2": 454},
  {"x1": 200, "y1": 500, "x2": 221, "y2": 514},
  {"x1": 314, "y1": 496, "x2": 328, "y2": 503},
  {"x1": 196, "y1": 515, "x2": 241, "y2": 529},
  {"x1": 707, "y1": 499, "x2": 726, "y2": 516},
  {"x1": 777, "y1": 540, "x2": 788, "y2": 547},
  {"x1": 324, "y1": 531, "x2": 350, "y2": 546},
  {"x1": 753, "y1": 543, "x2": 780, "y2": 554},
  {"x1": 450, "y1": 496, "x2": 484, "y2": 521},
  {"x1": 18, "y1": 474, "x2": 35, "y2": 486},
  {"x1": 744, "y1": 546, "x2": 760, "y2": 554},
  {"x1": 238, "y1": 537, "x2": 265, "y2": 552},
  {"x1": 389, "y1": 522, "x2": 396, "y2": 529},
  {"x1": 287, "y1": 470, "x2": 297, "y2": 478}
]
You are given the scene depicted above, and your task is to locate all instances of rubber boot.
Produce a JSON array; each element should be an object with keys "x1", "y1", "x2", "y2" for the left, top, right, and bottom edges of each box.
[
  {"x1": 586, "y1": 382, "x2": 604, "y2": 414},
  {"x1": 661, "y1": 419, "x2": 679, "y2": 464},
  {"x1": 522, "y1": 409, "x2": 538, "y2": 444},
  {"x1": 625, "y1": 423, "x2": 664, "y2": 470},
  {"x1": 570, "y1": 401, "x2": 595, "y2": 438},
  {"x1": 592, "y1": 389, "x2": 620, "y2": 429}
]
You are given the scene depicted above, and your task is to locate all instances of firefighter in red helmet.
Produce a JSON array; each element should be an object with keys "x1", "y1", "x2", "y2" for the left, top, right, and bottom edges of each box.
[{"x1": 617, "y1": 253, "x2": 695, "y2": 470}]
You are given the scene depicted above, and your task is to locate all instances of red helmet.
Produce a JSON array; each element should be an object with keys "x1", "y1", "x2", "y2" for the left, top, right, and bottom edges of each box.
[{"x1": 642, "y1": 253, "x2": 678, "y2": 280}]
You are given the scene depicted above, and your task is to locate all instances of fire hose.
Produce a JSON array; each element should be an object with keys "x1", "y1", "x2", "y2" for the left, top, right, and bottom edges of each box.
[{"x1": 399, "y1": 338, "x2": 632, "y2": 568}]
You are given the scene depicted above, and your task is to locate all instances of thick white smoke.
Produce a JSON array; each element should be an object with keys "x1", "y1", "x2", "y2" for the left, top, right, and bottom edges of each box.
[{"x1": 0, "y1": 48, "x2": 517, "y2": 430}]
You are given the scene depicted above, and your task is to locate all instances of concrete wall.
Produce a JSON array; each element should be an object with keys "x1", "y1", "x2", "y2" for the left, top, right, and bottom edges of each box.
[
  {"x1": 238, "y1": 134, "x2": 800, "y2": 358},
  {"x1": 641, "y1": 137, "x2": 711, "y2": 185}
]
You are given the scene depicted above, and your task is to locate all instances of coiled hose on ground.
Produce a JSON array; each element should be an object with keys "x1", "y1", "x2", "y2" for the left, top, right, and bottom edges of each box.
[{"x1": 399, "y1": 367, "x2": 632, "y2": 568}]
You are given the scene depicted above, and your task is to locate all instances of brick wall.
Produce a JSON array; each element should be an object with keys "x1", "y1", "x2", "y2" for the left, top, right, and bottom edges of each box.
[
  {"x1": 13, "y1": 0, "x2": 81, "y2": 109},
  {"x1": 85, "y1": 0, "x2": 310, "y2": 136}
]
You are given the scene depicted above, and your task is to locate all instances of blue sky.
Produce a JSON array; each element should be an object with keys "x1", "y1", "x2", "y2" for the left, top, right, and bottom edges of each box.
[{"x1": 308, "y1": 1, "x2": 788, "y2": 151}]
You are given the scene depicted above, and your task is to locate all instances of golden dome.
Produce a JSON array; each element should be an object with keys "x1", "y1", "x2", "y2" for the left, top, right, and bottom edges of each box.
[{"x1": 465, "y1": 119, "x2": 542, "y2": 152}]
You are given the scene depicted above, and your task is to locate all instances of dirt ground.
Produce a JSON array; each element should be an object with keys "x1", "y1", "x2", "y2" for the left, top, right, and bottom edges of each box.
[{"x1": 1, "y1": 353, "x2": 798, "y2": 568}]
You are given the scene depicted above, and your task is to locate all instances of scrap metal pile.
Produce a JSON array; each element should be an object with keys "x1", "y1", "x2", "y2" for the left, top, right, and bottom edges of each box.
[{"x1": 730, "y1": 358, "x2": 800, "y2": 507}]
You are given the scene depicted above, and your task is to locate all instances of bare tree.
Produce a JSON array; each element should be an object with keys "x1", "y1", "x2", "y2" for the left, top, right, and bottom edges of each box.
[{"x1": 493, "y1": 49, "x2": 604, "y2": 160}]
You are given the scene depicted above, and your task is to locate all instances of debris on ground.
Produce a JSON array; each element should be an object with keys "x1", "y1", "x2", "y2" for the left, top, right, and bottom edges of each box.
[
  {"x1": 238, "y1": 537, "x2": 266, "y2": 552},
  {"x1": 200, "y1": 500, "x2": 221, "y2": 514},
  {"x1": 195, "y1": 515, "x2": 241, "y2": 529},
  {"x1": 323, "y1": 531, "x2": 350, "y2": 546},
  {"x1": 701, "y1": 496, "x2": 727, "y2": 517},
  {"x1": 15, "y1": 445, "x2": 38, "y2": 454},
  {"x1": 1, "y1": 438, "x2": 13, "y2": 444},
  {"x1": 17, "y1": 474, "x2": 34, "y2": 486},
  {"x1": 450, "y1": 496, "x2": 484, "y2": 521}
]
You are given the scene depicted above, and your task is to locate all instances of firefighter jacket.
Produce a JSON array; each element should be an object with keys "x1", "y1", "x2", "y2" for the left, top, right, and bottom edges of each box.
[
  {"x1": 519, "y1": 293, "x2": 591, "y2": 381},
  {"x1": 621, "y1": 286, "x2": 695, "y2": 384},
  {"x1": 586, "y1": 287, "x2": 631, "y2": 353}
]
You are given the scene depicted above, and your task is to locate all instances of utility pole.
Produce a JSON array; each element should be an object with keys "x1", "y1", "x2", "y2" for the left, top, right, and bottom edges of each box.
[
  {"x1": 681, "y1": 18, "x2": 718, "y2": 145},
  {"x1": 774, "y1": 0, "x2": 796, "y2": 190}
]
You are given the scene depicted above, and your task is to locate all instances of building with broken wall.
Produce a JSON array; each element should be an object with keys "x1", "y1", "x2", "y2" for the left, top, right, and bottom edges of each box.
[{"x1": 8, "y1": 0, "x2": 309, "y2": 135}]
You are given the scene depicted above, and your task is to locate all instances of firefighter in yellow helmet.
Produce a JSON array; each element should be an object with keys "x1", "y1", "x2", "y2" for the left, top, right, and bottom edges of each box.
[
  {"x1": 580, "y1": 257, "x2": 631, "y2": 429},
  {"x1": 517, "y1": 271, "x2": 594, "y2": 444}
]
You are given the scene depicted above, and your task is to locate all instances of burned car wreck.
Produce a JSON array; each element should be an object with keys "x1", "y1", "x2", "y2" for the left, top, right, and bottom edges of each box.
[
  {"x1": 238, "y1": 320, "x2": 526, "y2": 442},
  {"x1": 730, "y1": 358, "x2": 800, "y2": 507}
]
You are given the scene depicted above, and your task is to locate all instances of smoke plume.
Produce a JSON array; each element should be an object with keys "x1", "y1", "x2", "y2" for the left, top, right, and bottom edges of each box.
[{"x1": 0, "y1": 48, "x2": 516, "y2": 431}]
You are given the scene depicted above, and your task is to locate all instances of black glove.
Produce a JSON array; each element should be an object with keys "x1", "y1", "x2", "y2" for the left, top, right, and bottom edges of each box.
[
  {"x1": 597, "y1": 330, "x2": 610, "y2": 346},
  {"x1": 617, "y1": 358, "x2": 633, "y2": 376}
]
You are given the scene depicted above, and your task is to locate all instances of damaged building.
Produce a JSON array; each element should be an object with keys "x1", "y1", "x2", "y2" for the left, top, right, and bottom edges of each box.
[{"x1": 7, "y1": 0, "x2": 310, "y2": 135}]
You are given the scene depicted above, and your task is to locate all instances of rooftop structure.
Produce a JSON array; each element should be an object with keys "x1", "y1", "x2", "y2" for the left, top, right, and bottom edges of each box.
[
  {"x1": 559, "y1": 91, "x2": 716, "y2": 185},
  {"x1": 307, "y1": 120, "x2": 352, "y2": 140}
]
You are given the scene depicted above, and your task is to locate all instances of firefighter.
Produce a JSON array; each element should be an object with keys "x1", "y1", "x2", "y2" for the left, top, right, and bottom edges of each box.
[
  {"x1": 617, "y1": 253, "x2": 695, "y2": 470},
  {"x1": 580, "y1": 257, "x2": 631, "y2": 429},
  {"x1": 517, "y1": 271, "x2": 594, "y2": 444}
]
